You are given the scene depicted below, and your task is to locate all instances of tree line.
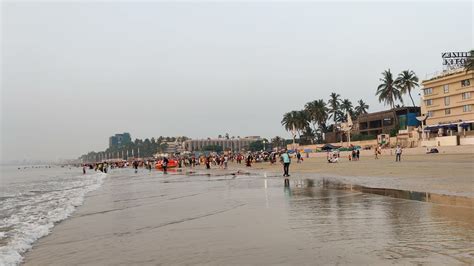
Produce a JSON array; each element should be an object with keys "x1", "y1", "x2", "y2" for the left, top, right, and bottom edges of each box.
[
  {"x1": 281, "y1": 69, "x2": 420, "y2": 144},
  {"x1": 79, "y1": 136, "x2": 189, "y2": 162}
]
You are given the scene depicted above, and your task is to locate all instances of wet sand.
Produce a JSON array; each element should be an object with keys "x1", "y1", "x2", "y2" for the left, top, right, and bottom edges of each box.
[
  {"x1": 23, "y1": 168, "x2": 474, "y2": 265},
  {"x1": 250, "y1": 151, "x2": 474, "y2": 197}
]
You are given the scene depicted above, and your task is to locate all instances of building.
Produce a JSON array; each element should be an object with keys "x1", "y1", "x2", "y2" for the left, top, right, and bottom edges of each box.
[
  {"x1": 109, "y1": 132, "x2": 132, "y2": 149},
  {"x1": 184, "y1": 136, "x2": 261, "y2": 152},
  {"x1": 421, "y1": 69, "x2": 474, "y2": 132},
  {"x1": 353, "y1": 107, "x2": 421, "y2": 136},
  {"x1": 163, "y1": 141, "x2": 186, "y2": 154}
]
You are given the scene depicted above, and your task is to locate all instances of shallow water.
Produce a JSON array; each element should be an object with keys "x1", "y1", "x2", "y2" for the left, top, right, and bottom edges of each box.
[
  {"x1": 0, "y1": 165, "x2": 105, "y2": 265},
  {"x1": 22, "y1": 169, "x2": 474, "y2": 265}
]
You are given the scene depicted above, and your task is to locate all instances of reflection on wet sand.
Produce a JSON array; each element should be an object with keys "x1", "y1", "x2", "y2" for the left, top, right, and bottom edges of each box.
[
  {"x1": 285, "y1": 183, "x2": 473, "y2": 264},
  {"x1": 23, "y1": 170, "x2": 473, "y2": 265}
]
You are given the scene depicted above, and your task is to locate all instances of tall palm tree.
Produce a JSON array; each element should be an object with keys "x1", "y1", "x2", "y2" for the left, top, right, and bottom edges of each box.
[
  {"x1": 281, "y1": 110, "x2": 309, "y2": 138},
  {"x1": 376, "y1": 69, "x2": 403, "y2": 108},
  {"x1": 304, "y1": 99, "x2": 328, "y2": 134},
  {"x1": 328, "y1": 92, "x2": 341, "y2": 126},
  {"x1": 395, "y1": 70, "x2": 419, "y2": 107},
  {"x1": 354, "y1": 99, "x2": 369, "y2": 117},
  {"x1": 340, "y1": 99, "x2": 354, "y2": 120}
]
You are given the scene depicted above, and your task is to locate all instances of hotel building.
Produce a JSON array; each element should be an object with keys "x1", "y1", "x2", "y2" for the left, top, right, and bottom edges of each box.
[
  {"x1": 421, "y1": 69, "x2": 474, "y2": 132},
  {"x1": 184, "y1": 136, "x2": 261, "y2": 152}
]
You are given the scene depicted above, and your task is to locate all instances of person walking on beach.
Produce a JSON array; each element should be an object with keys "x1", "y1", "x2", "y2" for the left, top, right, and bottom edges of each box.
[
  {"x1": 82, "y1": 165, "x2": 86, "y2": 174},
  {"x1": 162, "y1": 157, "x2": 169, "y2": 174},
  {"x1": 223, "y1": 155, "x2": 228, "y2": 169},
  {"x1": 246, "y1": 154, "x2": 252, "y2": 167},
  {"x1": 296, "y1": 151, "x2": 302, "y2": 163},
  {"x1": 395, "y1": 145, "x2": 402, "y2": 162},
  {"x1": 133, "y1": 160, "x2": 139, "y2": 173},
  {"x1": 281, "y1": 150, "x2": 291, "y2": 177}
]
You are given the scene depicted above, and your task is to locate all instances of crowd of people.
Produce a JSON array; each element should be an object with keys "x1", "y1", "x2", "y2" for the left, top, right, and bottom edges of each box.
[{"x1": 82, "y1": 145, "x2": 404, "y2": 177}]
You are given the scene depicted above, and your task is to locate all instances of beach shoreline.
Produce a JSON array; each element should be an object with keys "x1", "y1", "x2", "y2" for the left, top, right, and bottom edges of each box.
[
  {"x1": 239, "y1": 146, "x2": 474, "y2": 198},
  {"x1": 22, "y1": 159, "x2": 474, "y2": 265}
]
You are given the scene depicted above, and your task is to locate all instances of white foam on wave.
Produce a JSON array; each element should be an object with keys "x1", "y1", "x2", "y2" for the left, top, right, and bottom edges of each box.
[{"x1": 0, "y1": 172, "x2": 106, "y2": 266}]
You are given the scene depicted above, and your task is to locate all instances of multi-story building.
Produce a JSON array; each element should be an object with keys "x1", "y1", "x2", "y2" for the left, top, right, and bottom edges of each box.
[
  {"x1": 353, "y1": 107, "x2": 421, "y2": 136},
  {"x1": 421, "y1": 69, "x2": 474, "y2": 133},
  {"x1": 163, "y1": 141, "x2": 186, "y2": 154},
  {"x1": 184, "y1": 136, "x2": 260, "y2": 152},
  {"x1": 109, "y1": 132, "x2": 132, "y2": 149}
]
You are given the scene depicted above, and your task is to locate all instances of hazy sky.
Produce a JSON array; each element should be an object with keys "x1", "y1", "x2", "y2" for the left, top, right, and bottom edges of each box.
[{"x1": 1, "y1": 1, "x2": 472, "y2": 161}]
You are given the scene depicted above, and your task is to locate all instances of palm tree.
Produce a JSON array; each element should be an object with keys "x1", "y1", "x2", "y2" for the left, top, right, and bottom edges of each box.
[
  {"x1": 281, "y1": 110, "x2": 309, "y2": 138},
  {"x1": 340, "y1": 99, "x2": 354, "y2": 120},
  {"x1": 376, "y1": 69, "x2": 403, "y2": 108},
  {"x1": 328, "y1": 92, "x2": 341, "y2": 126},
  {"x1": 395, "y1": 70, "x2": 419, "y2": 107},
  {"x1": 271, "y1": 136, "x2": 283, "y2": 150},
  {"x1": 304, "y1": 99, "x2": 328, "y2": 134},
  {"x1": 354, "y1": 99, "x2": 369, "y2": 117}
]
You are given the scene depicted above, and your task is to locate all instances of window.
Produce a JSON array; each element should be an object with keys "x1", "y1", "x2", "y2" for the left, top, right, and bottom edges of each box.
[
  {"x1": 445, "y1": 109, "x2": 451, "y2": 115},
  {"x1": 443, "y1": 85, "x2": 449, "y2": 93},
  {"x1": 424, "y1": 88, "x2": 433, "y2": 95},
  {"x1": 383, "y1": 117, "x2": 393, "y2": 126},
  {"x1": 463, "y1": 105, "x2": 472, "y2": 112},
  {"x1": 461, "y1": 79, "x2": 471, "y2": 87},
  {"x1": 462, "y1": 92, "x2": 471, "y2": 100},
  {"x1": 427, "y1": 111, "x2": 434, "y2": 117},
  {"x1": 444, "y1": 96, "x2": 450, "y2": 106},
  {"x1": 425, "y1": 99, "x2": 433, "y2": 106}
]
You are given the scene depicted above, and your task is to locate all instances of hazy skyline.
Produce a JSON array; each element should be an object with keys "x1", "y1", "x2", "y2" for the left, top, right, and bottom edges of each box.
[{"x1": 1, "y1": 1, "x2": 472, "y2": 161}]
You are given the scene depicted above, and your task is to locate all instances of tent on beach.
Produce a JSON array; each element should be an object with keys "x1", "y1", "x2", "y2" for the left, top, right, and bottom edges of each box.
[{"x1": 320, "y1": 144, "x2": 341, "y2": 151}]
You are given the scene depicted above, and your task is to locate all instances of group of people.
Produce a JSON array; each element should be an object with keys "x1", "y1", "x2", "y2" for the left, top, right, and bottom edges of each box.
[{"x1": 82, "y1": 144, "x2": 405, "y2": 178}]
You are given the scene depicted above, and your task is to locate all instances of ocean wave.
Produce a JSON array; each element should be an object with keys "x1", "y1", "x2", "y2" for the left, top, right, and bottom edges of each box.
[{"x1": 0, "y1": 172, "x2": 106, "y2": 266}]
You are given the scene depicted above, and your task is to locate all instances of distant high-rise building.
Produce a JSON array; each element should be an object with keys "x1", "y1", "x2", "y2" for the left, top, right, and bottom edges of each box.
[{"x1": 109, "y1": 132, "x2": 132, "y2": 148}]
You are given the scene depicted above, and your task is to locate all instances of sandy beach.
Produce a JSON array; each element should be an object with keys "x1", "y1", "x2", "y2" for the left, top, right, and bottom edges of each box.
[
  {"x1": 248, "y1": 146, "x2": 474, "y2": 197},
  {"x1": 22, "y1": 149, "x2": 474, "y2": 265}
]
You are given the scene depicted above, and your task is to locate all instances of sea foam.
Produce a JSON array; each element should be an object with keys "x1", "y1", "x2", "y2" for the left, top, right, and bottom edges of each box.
[{"x1": 0, "y1": 172, "x2": 106, "y2": 266}]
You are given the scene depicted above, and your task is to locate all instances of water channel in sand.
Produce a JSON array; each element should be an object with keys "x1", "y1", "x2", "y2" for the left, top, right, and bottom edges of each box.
[{"x1": 23, "y1": 169, "x2": 474, "y2": 265}]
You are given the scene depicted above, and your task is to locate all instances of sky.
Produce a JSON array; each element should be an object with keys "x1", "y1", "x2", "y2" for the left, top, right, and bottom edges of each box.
[{"x1": 1, "y1": 1, "x2": 472, "y2": 162}]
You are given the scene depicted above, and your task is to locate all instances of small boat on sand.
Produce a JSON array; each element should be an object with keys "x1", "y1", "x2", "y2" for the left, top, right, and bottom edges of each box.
[{"x1": 155, "y1": 159, "x2": 178, "y2": 169}]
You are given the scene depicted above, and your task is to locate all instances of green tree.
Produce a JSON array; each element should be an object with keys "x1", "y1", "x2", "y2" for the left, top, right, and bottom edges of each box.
[
  {"x1": 281, "y1": 110, "x2": 309, "y2": 138},
  {"x1": 340, "y1": 99, "x2": 354, "y2": 120},
  {"x1": 328, "y1": 92, "x2": 341, "y2": 127},
  {"x1": 395, "y1": 70, "x2": 419, "y2": 107},
  {"x1": 376, "y1": 69, "x2": 403, "y2": 108},
  {"x1": 354, "y1": 99, "x2": 369, "y2": 117},
  {"x1": 271, "y1": 136, "x2": 284, "y2": 150},
  {"x1": 249, "y1": 141, "x2": 264, "y2": 152},
  {"x1": 305, "y1": 99, "x2": 328, "y2": 136}
]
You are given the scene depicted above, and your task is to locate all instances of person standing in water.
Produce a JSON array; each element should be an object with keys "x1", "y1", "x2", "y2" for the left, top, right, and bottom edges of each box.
[{"x1": 281, "y1": 150, "x2": 291, "y2": 177}]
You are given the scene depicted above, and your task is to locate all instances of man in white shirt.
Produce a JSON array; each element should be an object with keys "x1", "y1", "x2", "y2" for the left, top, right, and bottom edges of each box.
[{"x1": 395, "y1": 145, "x2": 402, "y2": 162}]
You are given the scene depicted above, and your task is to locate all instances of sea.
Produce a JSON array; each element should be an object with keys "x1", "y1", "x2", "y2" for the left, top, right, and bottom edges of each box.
[{"x1": 0, "y1": 165, "x2": 106, "y2": 265}]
